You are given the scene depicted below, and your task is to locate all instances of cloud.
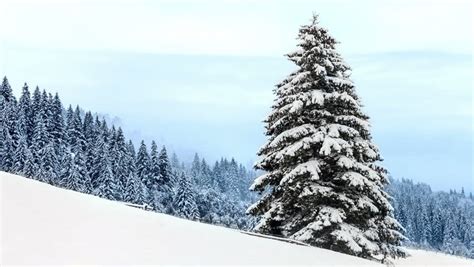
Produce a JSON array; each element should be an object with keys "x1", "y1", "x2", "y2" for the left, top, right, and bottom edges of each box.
[{"x1": 1, "y1": 0, "x2": 472, "y2": 56}]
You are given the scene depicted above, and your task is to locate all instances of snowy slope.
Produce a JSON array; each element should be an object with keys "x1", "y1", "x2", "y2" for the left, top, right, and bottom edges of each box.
[{"x1": 1, "y1": 172, "x2": 472, "y2": 266}]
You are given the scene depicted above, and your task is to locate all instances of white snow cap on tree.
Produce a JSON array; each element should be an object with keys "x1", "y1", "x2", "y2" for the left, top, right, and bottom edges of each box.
[{"x1": 248, "y1": 13, "x2": 406, "y2": 263}]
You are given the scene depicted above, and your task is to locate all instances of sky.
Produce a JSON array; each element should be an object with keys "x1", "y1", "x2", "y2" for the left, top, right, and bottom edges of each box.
[{"x1": 0, "y1": 0, "x2": 472, "y2": 192}]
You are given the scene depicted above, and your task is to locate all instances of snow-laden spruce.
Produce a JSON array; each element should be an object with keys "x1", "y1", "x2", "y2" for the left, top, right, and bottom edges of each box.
[
  {"x1": 174, "y1": 172, "x2": 199, "y2": 220},
  {"x1": 248, "y1": 15, "x2": 406, "y2": 262}
]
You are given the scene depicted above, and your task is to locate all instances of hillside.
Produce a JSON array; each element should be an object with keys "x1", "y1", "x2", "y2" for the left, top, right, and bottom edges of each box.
[{"x1": 1, "y1": 172, "x2": 472, "y2": 266}]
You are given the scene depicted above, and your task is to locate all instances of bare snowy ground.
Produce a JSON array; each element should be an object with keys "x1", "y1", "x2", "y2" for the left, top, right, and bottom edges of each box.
[{"x1": 1, "y1": 172, "x2": 472, "y2": 266}]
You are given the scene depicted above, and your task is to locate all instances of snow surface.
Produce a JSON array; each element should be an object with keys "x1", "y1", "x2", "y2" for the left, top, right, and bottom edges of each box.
[{"x1": 1, "y1": 172, "x2": 472, "y2": 266}]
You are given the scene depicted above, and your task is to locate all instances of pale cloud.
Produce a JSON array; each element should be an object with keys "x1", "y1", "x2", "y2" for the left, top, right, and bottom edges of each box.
[{"x1": 1, "y1": 0, "x2": 472, "y2": 56}]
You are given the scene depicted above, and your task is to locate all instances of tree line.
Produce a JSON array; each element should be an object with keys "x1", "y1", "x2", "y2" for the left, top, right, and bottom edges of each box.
[
  {"x1": 0, "y1": 76, "x2": 256, "y2": 229},
  {"x1": 388, "y1": 178, "x2": 474, "y2": 258}
]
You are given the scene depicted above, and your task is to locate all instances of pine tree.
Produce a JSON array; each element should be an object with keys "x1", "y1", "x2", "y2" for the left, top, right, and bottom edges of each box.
[
  {"x1": 247, "y1": 14, "x2": 405, "y2": 262},
  {"x1": 84, "y1": 114, "x2": 100, "y2": 180},
  {"x1": 31, "y1": 111, "x2": 49, "y2": 175},
  {"x1": 174, "y1": 172, "x2": 199, "y2": 220},
  {"x1": 82, "y1": 111, "x2": 95, "y2": 143},
  {"x1": 200, "y1": 158, "x2": 213, "y2": 189},
  {"x1": 0, "y1": 125, "x2": 14, "y2": 172},
  {"x1": 0, "y1": 77, "x2": 14, "y2": 102},
  {"x1": 13, "y1": 134, "x2": 30, "y2": 175},
  {"x1": 109, "y1": 127, "x2": 130, "y2": 201},
  {"x1": 92, "y1": 131, "x2": 119, "y2": 200},
  {"x1": 59, "y1": 151, "x2": 89, "y2": 193},
  {"x1": 226, "y1": 158, "x2": 240, "y2": 198},
  {"x1": 1, "y1": 79, "x2": 19, "y2": 149},
  {"x1": 31, "y1": 86, "x2": 42, "y2": 116},
  {"x1": 150, "y1": 141, "x2": 161, "y2": 189},
  {"x1": 191, "y1": 153, "x2": 201, "y2": 185},
  {"x1": 22, "y1": 148, "x2": 36, "y2": 178},
  {"x1": 41, "y1": 90, "x2": 53, "y2": 139},
  {"x1": 171, "y1": 152, "x2": 180, "y2": 169},
  {"x1": 127, "y1": 140, "x2": 136, "y2": 162},
  {"x1": 431, "y1": 207, "x2": 445, "y2": 248},
  {"x1": 1, "y1": 90, "x2": 12, "y2": 172},
  {"x1": 18, "y1": 83, "x2": 34, "y2": 144},
  {"x1": 157, "y1": 146, "x2": 174, "y2": 210},
  {"x1": 5, "y1": 103, "x2": 20, "y2": 150},
  {"x1": 67, "y1": 106, "x2": 86, "y2": 154},
  {"x1": 37, "y1": 142, "x2": 59, "y2": 184},
  {"x1": 136, "y1": 140, "x2": 152, "y2": 187},
  {"x1": 123, "y1": 171, "x2": 143, "y2": 204},
  {"x1": 50, "y1": 93, "x2": 66, "y2": 149}
]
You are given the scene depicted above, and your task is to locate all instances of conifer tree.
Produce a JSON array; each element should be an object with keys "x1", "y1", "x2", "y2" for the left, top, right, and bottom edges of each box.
[
  {"x1": 67, "y1": 106, "x2": 86, "y2": 154},
  {"x1": 22, "y1": 148, "x2": 36, "y2": 178},
  {"x1": 31, "y1": 111, "x2": 49, "y2": 173},
  {"x1": 50, "y1": 93, "x2": 66, "y2": 149},
  {"x1": 84, "y1": 114, "x2": 99, "y2": 179},
  {"x1": 150, "y1": 141, "x2": 161, "y2": 188},
  {"x1": 226, "y1": 158, "x2": 240, "y2": 198},
  {"x1": 6, "y1": 104, "x2": 20, "y2": 150},
  {"x1": 13, "y1": 134, "x2": 30, "y2": 175},
  {"x1": 191, "y1": 153, "x2": 201, "y2": 185},
  {"x1": 171, "y1": 152, "x2": 180, "y2": 169},
  {"x1": 92, "y1": 129, "x2": 119, "y2": 200},
  {"x1": 200, "y1": 158, "x2": 213, "y2": 189},
  {"x1": 0, "y1": 77, "x2": 14, "y2": 102},
  {"x1": 0, "y1": 125, "x2": 14, "y2": 172},
  {"x1": 37, "y1": 142, "x2": 59, "y2": 184},
  {"x1": 1, "y1": 79, "x2": 19, "y2": 148},
  {"x1": 82, "y1": 111, "x2": 95, "y2": 143},
  {"x1": 248, "y1": 14, "x2": 405, "y2": 262},
  {"x1": 40, "y1": 90, "x2": 53, "y2": 139},
  {"x1": 122, "y1": 171, "x2": 139, "y2": 203},
  {"x1": 126, "y1": 140, "x2": 137, "y2": 174},
  {"x1": 127, "y1": 140, "x2": 136, "y2": 162},
  {"x1": 174, "y1": 172, "x2": 199, "y2": 220},
  {"x1": 136, "y1": 141, "x2": 152, "y2": 186},
  {"x1": 59, "y1": 151, "x2": 89, "y2": 193},
  {"x1": 18, "y1": 83, "x2": 33, "y2": 143},
  {"x1": 157, "y1": 146, "x2": 174, "y2": 210},
  {"x1": 31, "y1": 86, "x2": 42, "y2": 114}
]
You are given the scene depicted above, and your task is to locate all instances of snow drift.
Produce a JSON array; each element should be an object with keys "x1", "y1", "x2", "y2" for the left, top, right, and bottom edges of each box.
[{"x1": 1, "y1": 172, "x2": 472, "y2": 266}]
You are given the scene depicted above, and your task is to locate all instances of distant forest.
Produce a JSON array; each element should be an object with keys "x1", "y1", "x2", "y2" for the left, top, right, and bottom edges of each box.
[
  {"x1": 389, "y1": 178, "x2": 473, "y2": 258},
  {"x1": 0, "y1": 77, "x2": 257, "y2": 229}
]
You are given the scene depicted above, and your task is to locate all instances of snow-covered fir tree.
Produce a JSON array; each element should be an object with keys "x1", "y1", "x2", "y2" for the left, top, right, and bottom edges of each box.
[
  {"x1": 50, "y1": 93, "x2": 66, "y2": 149},
  {"x1": 37, "y1": 142, "x2": 59, "y2": 184},
  {"x1": 13, "y1": 134, "x2": 30, "y2": 175},
  {"x1": 59, "y1": 151, "x2": 89, "y2": 193},
  {"x1": 0, "y1": 86, "x2": 15, "y2": 172},
  {"x1": 174, "y1": 172, "x2": 199, "y2": 220},
  {"x1": 123, "y1": 171, "x2": 144, "y2": 204},
  {"x1": 157, "y1": 146, "x2": 174, "y2": 209},
  {"x1": 18, "y1": 83, "x2": 33, "y2": 144},
  {"x1": 0, "y1": 76, "x2": 14, "y2": 102},
  {"x1": 136, "y1": 140, "x2": 153, "y2": 202},
  {"x1": 247, "y1": 15, "x2": 405, "y2": 262},
  {"x1": 67, "y1": 106, "x2": 86, "y2": 154},
  {"x1": 92, "y1": 131, "x2": 119, "y2": 200},
  {"x1": 110, "y1": 127, "x2": 132, "y2": 199}
]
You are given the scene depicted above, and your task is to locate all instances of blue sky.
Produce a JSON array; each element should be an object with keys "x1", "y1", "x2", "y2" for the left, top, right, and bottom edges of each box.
[{"x1": 0, "y1": 0, "x2": 472, "y2": 192}]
